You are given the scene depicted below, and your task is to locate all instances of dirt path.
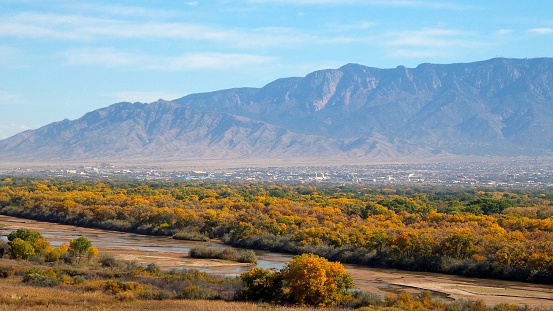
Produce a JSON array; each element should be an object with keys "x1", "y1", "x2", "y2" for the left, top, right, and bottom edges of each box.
[{"x1": 2, "y1": 215, "x2": 553, "y2": 307}]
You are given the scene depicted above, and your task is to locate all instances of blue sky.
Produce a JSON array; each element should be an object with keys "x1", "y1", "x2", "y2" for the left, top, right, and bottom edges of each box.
[{"x1": 0, "y1": 0, "x2": 552, "y2": 139}]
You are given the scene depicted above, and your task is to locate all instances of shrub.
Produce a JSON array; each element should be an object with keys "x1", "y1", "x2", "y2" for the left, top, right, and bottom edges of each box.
[
  {"x1": 22, "y1": 267, "x2": 59, "y2": 287},
  {"x1": 237, "y1": 250, "x2": 257, "y2": 264},
  {"x1": 173, "y1": 229, "x2": 209, "y2": 241},
  {"x1": 0, "y1": 241, "x2": 8, "y2": 258},
  {"x1": 341, "y1": 290, "x2": 383, "y2": 308},
  {"x1": 189, "y1": 246, "x2": 257, "y2": 263},
  {"x1": 145, "y1": 262, "x2": 161, "y2": 275},
  {"x1": 181, "y1": 285, "x2": 216, "y2": 299},
  {"x1": 221, "y1": 248, "x2": 239, "y2": 261},
  {"x1": 98, "y1": 254, "x2": 124, "y2": 269},
  {"x1": 0, "y1": 265, "x2": 15, "y2": 278},
  {"x1": 72, "y1": 275, "x2": 86, "y2": 284},
  {"x1": 189, "y1": 246, "x2": 222, "y2": 259},
  {"x1": 240, "y1": 268, "x2": 282, "y2": 302}
]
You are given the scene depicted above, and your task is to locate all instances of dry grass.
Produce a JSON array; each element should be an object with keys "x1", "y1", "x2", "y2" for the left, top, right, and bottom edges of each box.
[
  {"x1": 0, "y1": 259, "x2": 345, "y2": 311},
  {"x1": 0, "y1": 277, "x2": 345, "y2": 311}
]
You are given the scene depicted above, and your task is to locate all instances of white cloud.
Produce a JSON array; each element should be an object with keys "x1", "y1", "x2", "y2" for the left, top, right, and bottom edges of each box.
[
  {"x1": 386, "y1": 28, "x2": 484, "y2": 49},
  {"x1": 248, "y1": 0, "x2": 477, "y2": 10},
  {"x1": 147, "y1": 53, "x2": 275, "y2": 70},
  {"x1": 65, "y1": 3, "x2": 178, "y2": 18},
  {"x1": 61, "y1": 48, "x2": 274, "y2": 71},
  {"x1": 494, "y1": 29, "x2": 513, "y2": 36},
  {"x1": 382, "y1": 28, "x2": 491, "y2": 60},
  {"x1": 527, "y1": 28, "x2": 553, "y2": 35},
  {"x1": 0, "y1": 91, "x2": 20, "y2": 104},
  {"x1": 62, "y1": 48, "x2": 141, "y2": 66},
  {"x1": 0, "y1": 12, "x2": 336, "y2": 49},
  {"x1": 325, "y1": 21, "x2": 376, "y2": 33},
  {"x1": 0, "y1": 123, "x2": 31, "y2": 139}
]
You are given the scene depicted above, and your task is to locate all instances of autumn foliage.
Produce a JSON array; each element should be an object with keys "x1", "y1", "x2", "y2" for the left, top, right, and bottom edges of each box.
[
  {"x1": 241, "y1": 253, "x2": 353, "y2": 306},
  {"x1": 1, "y1": 178, "x2": 553, "y2": 283}
]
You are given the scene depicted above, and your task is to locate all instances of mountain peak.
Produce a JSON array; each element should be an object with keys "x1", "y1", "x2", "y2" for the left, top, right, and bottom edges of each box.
[{"x1": 1, "y1": 58, "x2": 552, "y2": 163}]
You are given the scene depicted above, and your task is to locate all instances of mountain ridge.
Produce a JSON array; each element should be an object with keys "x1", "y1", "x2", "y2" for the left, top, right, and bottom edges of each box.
[{"x1": 1, "y1": 58, "x2": 552, "y2": 163}]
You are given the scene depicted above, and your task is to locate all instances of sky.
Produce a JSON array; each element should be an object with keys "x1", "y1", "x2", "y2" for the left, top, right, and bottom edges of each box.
[{"x1": 0, "y1": 1, "x2": 552, "y2": 139}]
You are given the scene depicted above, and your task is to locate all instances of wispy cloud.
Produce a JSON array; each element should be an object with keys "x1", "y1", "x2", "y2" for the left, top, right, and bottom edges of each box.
[
  {"x1": 0, "y1": 123, "x2": 31, "y2": 139},
  {"x1": 494, "y1": 29, "x2": 513, "y2": 37},
  {"x1": 387, "y1": 28, "x2": 477, "y2": 48},
  {"x1": 63, "y1": 3, "x2": 179, "y2": 19},
  {"x1": 61, "y1": 48, "x2": 274, "y2": 71},
  {"x1": 326, "y1": 21, "x2": 376, "y2": 32},
  {"x1": 248, "y1": 0, "x2": 477, "y2": 10},
  {"x1": 147, "y1": 53, "x2": 275, "y2": 70},
  {"x1": 0, "y1": 11, "x2": 368, "y2": 51},
  {"x1": 527, "y1": 28, "x2": 553, "y2": 35},
  {"x1": 62, "y1": 48, "x2": 141, "y2": 66},
  {"x1": 383, "y1": 28, "x2": 490, "y2": 60},
  {"x1": 0, "y1": 91, "x2": 20, "y2": 104}
]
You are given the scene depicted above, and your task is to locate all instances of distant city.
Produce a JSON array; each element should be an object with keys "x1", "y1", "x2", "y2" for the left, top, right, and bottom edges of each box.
[{"x1": 3, "y1": 160, "x2": 553, "y2": 189}]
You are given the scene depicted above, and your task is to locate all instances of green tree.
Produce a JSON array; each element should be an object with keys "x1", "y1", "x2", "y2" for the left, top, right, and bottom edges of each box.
[
  {"x1": 240, "y1": 268, "x2": 283, "y2": 302},
  {"x1": 7, "y1": 228, "x2": 51, "y2": 257},
  {"x1": 9, "y1": 238, "x2": 35, "y2": 260},
  {"x1": 69, "y1": 236, "x2": 92, "y2": 264},
  {"x1": 7, "y1": 228, "x2": 42, "y2": 245},
  {"x1": 281, "y1": 253, "x2": 353, "y2": 306}
]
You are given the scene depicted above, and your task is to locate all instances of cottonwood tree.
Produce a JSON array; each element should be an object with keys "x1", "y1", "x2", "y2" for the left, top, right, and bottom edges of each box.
[
  {"x1": 69, "y1": 236, "x2": 92, "y2": 264},
  {"x1": 241, "y1": 253, "x2": 353, "y2": 306},
  {"x1": 281, "y1": 253, "x2": 353, "y2": 306}
]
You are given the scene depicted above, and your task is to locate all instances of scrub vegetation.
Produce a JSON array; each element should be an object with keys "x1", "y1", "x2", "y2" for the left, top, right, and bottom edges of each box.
[
  {"x1": 1, "y1": 177, "x2": 553, "y2": 283},
  {"x1": 1, "y1": 177, "x2": 553, "y2": 286}
]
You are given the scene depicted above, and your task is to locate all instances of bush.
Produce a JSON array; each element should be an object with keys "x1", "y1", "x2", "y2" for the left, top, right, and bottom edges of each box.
[
  {"x1": 181, "y1": 285, "x2": 216, "y2": 299},
  {"x1": 189, "y1": 246, "x2": 222, "y2": 259},
  {"x1": 173, "y1": 229, "x2": 209, "y2": 241},
  {"x1": 98, "y1": 254, "x2": 124, "y2": 269},
  {"x1": 0, "y1": 265, "x2": 15, "y2": 278},
  {"x1": 341, "y1": 290, "x2": 383, "y2": 308},
  {"x1": 22, "y1": 267, "x2": 59, "y2": 287},
  {"x1": 0, "y1": 241, "x2": 8, "y2": 258},
  {"x1": 189, "y1": 246, "x2": 257, "y2": 263},
  {"x1": 145, "y1": 262, "x2": 161, "y2": 275},
  {"x1": 237, "y1": 250, "x2": 257, "y2": 264},
  {"x1": 72, "y1": 275, "x2": 86, "y2": 284},
  {"x1": 240, "y1": 268, "x2": 282, "y2": 302}
]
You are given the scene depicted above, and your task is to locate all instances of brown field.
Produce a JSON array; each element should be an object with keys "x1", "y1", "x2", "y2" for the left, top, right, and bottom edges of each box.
[{"x1": 2, "y1": 216, "x2": 553, "y2": 308}]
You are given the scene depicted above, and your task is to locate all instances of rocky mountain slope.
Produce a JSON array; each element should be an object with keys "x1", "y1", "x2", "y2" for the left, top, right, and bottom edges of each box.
[{"x1": 1, "y1": 58, "x2": 552, "y2": 162}]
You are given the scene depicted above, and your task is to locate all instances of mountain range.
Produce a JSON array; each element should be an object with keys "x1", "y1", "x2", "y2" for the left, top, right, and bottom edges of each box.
[{"x1": 1, "y1": 58, "x2": 552, "y2": 164}]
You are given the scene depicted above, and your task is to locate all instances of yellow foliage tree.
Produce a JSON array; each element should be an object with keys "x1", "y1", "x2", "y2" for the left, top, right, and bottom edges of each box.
[{"x1": 281, "y1": 253, "x2": 353, "y2": 306}]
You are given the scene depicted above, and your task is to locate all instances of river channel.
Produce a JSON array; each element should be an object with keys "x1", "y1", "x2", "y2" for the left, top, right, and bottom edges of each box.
[{"x1": 2, "y1": 214, "x2": 553, "y2": 307}]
